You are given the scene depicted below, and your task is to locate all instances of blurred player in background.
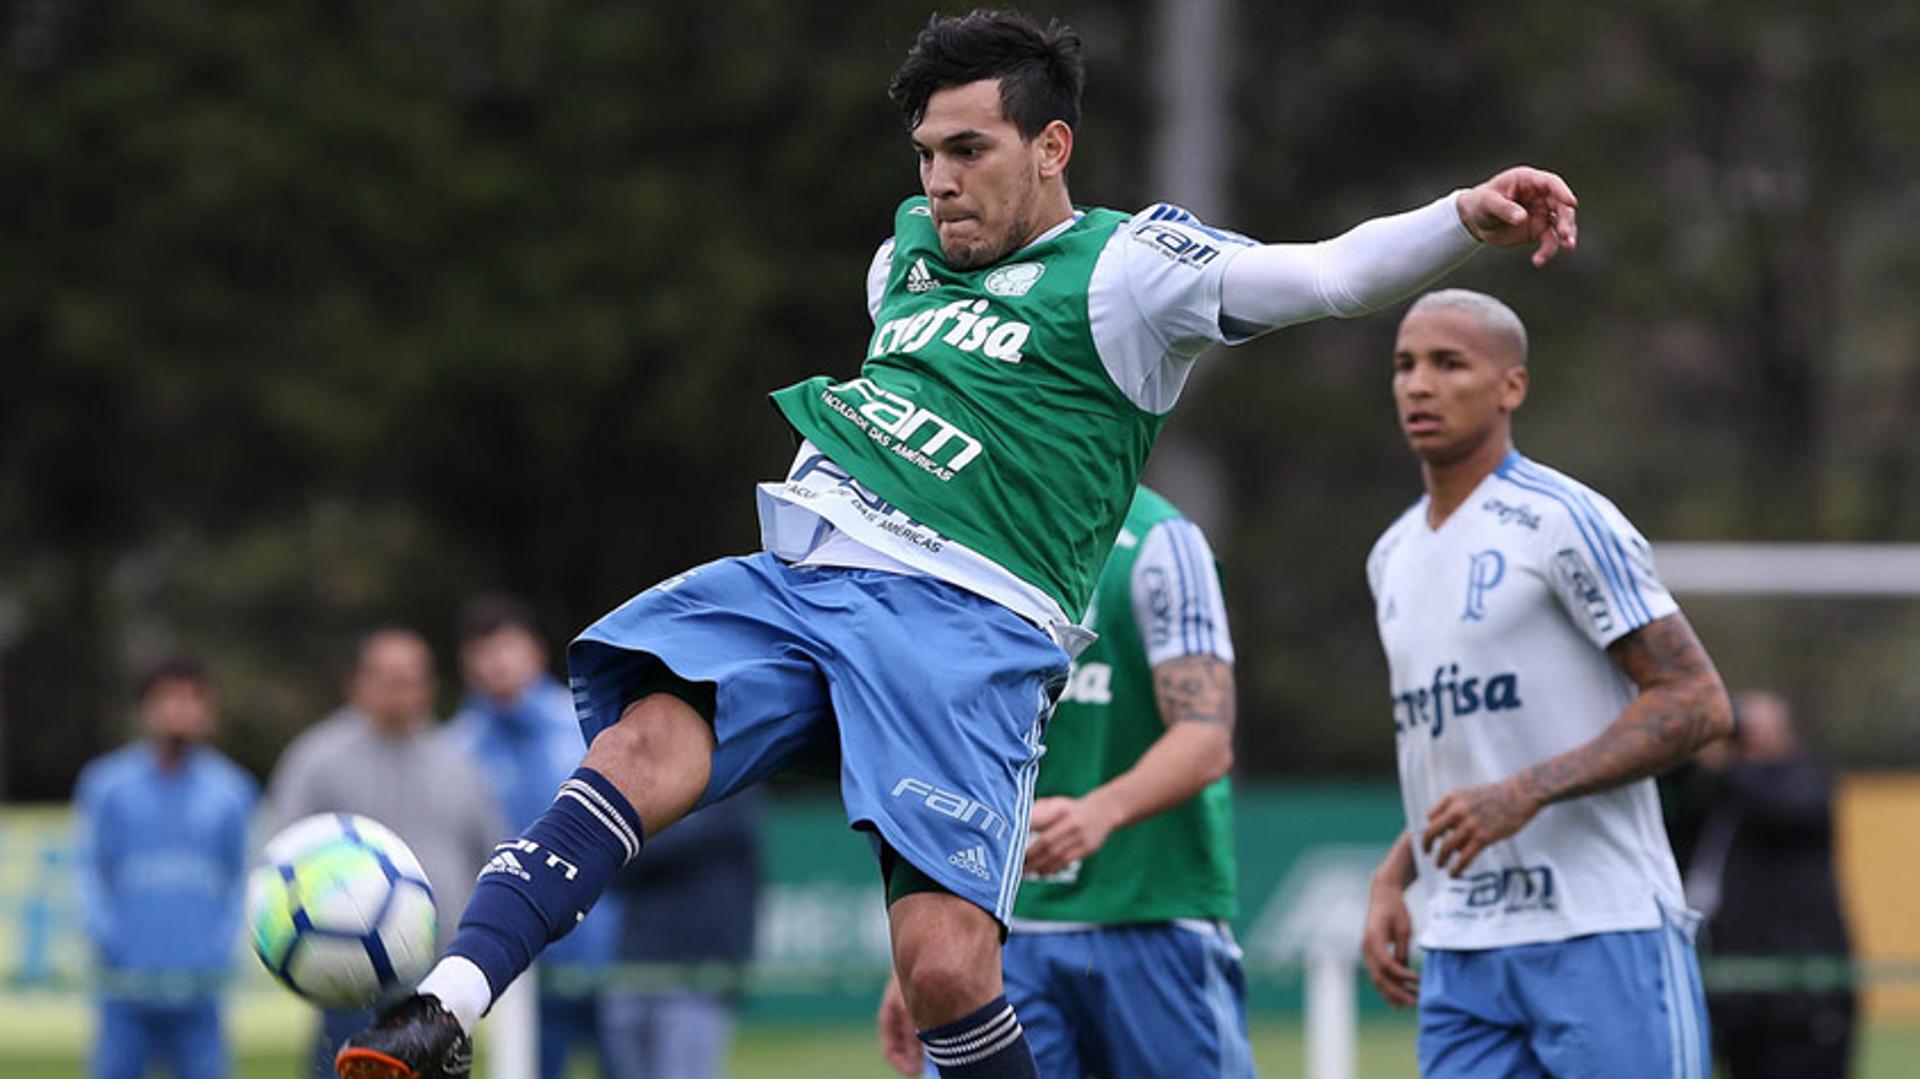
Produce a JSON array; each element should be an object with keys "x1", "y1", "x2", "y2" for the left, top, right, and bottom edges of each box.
[
  {"x1": 878, "y1": 486, "x2": 1250, "y2": 1077},
  {"x1": 341, "y1": 11, "x2": 1580, "y2": 1077},
  {"x1": 448, "y1": 597, "x2": 620, "y2": 1079},
  {"x1": 271, "y1": 629, "x2": 502, "y2": 1077},
  {"x1": 73, "y1": 657, "x2": 258, "y2": 1079},
  {"x1": 1679, "y1": 690, "x2": 1856, "y2": 1079},
  {"x1": 1359, "y1": 290, "x2": 1733, "y2": 1077}
]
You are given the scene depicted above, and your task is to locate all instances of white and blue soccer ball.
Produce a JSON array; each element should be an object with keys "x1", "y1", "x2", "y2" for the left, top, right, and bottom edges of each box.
[{"x1": 247, "y1": 812, "x2": 438, "y2": 1009}]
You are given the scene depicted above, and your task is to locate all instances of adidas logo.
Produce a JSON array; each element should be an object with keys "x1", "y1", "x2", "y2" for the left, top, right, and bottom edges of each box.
[
  {"x1": 477, "y1": 849, "x2": 531, "y2": 883},
  {"x1": 947, "y1": 844, "x2": 992, "y2": 880},
  {"x1": 906, "y1": 257, "x2": 937, "y2": 294}
]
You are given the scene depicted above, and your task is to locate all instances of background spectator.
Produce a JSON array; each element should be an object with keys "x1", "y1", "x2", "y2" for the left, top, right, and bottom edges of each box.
[
  {"x1": 72, "y1": 657, "x2": 258, "y2": 1079},
  {"x1": 604, "y1": 787, "x2": 764, "y2": 1079},
  {"x1": 1680, "y1": 689, "x2": 1857, "y2": 1079},
  {"x1": 266, "y1": 628, "x2": 502, "y2": 1078},
  {"x1": 449, "y1": 594, "x2": 620, "y2": 1079}
]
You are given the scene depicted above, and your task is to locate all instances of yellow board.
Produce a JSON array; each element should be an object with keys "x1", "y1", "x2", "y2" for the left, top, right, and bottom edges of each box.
[{"x1": 1838, "y1": 774, "x2": 1920, "y2": 1022}]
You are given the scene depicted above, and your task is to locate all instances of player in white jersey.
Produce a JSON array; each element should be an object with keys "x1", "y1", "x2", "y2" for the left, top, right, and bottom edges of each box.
[{"x1": 1359, "y1": 290, "x2": 1734, "y2": 1078}]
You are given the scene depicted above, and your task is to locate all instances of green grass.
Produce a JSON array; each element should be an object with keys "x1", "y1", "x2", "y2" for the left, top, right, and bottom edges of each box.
[{"x1": 4, "y1": 1019, "x2": 1919, "y2": 1077}]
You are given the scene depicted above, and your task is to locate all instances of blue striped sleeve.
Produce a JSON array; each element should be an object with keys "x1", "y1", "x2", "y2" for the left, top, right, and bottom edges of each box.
[
  {"x1": 1500, "y1": 460, "x2": 1676, "y2": 646},
  {"x1": 1132, "y1": 519, "x2": 1236, "y2": 665}
]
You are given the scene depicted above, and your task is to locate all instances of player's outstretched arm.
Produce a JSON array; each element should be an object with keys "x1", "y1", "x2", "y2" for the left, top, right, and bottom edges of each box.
[
  {"x1": 1361, "y1": 831, "x2": 1420, "y2": 1009},
  {"x1": 1021, "y1": 654, "x2": 1235, "y2": 877},
  {"x1": 1217, "y1": 166, "x2": 1578, "y2": 333},
  {"x1": 1422, "y1": 613, "x2": 1732, "y2": 876}
]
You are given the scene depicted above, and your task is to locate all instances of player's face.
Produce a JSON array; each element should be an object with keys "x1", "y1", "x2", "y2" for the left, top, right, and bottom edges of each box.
[
  {"x1": 139, "y1": 678, "x2": 215, "y2": 746},
  {"x1": 1391, "y1": 307, "x2": 1527, "y2": 465},
  {"x1": 461, "y1": 626, "x2": 546, "y2": 704},
  {"x1": 911, "y1": 79, "x2": 1062, "y2": 270}
]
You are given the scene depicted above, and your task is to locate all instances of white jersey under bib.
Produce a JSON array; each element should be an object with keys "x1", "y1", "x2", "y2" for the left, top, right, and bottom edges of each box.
[{"x1": 1366, "y1": 450, "x2": 1686, "y2": 950}]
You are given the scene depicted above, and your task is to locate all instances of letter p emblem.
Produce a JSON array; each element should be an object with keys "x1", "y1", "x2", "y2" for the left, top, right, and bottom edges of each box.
[{"x1": 1462, "y1": 549, "x2": 1507, "y2": 622}]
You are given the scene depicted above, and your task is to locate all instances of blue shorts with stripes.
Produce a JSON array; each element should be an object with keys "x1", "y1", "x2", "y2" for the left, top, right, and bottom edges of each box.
[
  {"x1": 1418, "y1": 905, "x2": 1710, "y2": 1078},
  {"x1": 996, "y1": 922, "x2": 1253, "y2": 1079},
  {"x1": 566, "y1": 553, "x2": 1069, "y2": 923}
]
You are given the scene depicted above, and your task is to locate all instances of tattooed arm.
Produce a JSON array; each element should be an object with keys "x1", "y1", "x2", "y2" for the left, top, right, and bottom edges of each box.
[
  {"x1": 1023, "y1": 654, "x2": 1236, "y2": 875},
  {"x1": 1421, "y1": 612, "x2": 1733, "y2": 876}
]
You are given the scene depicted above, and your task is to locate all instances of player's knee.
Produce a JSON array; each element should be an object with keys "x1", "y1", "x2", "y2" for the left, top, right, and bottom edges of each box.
[
  {"x1": 581, "y1": 695, "x2": 714, "y2": 827},
  {"x1": 898, "y1": 949, "x2": 996, "y2": 1025}
]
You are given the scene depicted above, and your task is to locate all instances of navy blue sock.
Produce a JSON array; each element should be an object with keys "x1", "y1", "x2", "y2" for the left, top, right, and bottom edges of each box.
[
  {"x1": 918, "y1": 995, "x2": 1036, "y2": 1078},
  {"x1": 445, "y1": 768, "x2": 641, "y2": 1004}
]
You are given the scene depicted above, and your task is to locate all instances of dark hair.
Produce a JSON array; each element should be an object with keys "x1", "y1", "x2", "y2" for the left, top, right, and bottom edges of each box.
[
  {"x1": 457, "y1": 593, "x2": 541, "y2": 646},
  {"x1": 135, "y1": 656, "x2": 212, "y2": 702},
  {"x1": 888, "y1": 9, "x2": 1083, "y2": 139}
]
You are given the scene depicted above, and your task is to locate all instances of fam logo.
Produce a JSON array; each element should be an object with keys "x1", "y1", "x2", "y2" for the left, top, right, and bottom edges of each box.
[
  {"x1": 1457, "y1": 864, "x2": 1556, "y2": 913},
  {"x1": 1392, "y1": 663, "x2": 1523, "y2": 738},
  {"x1": 890, "y1": 777, "x2": 1011, "y2": 843},
  {"x1": 1553, "y1": 548, "x2": 1613, "y2": 634},
  {"x1": 1461, "y1": 548, "x2": 1506, "y2": 622},
  {"x1": 819, "y1": 378, "x2": 984, "y2": 479},
  {"x1": 1130, "y1": 222, "x2": 1222, "y2": 268},
  {"x1": 983, "y1": 261, "x2": 1045, "y2": 297}
]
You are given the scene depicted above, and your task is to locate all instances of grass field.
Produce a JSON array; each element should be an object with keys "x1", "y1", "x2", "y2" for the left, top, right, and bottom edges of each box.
[{"x1": 4, "y1": 1016, "x2": 1919, "y2": 1077}]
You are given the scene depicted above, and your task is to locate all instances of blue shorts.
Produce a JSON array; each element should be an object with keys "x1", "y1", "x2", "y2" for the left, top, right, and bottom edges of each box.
[
  {"x1": 1418, "y1": 908, "x2": 1710, "y2": 1079},
  {"x1": 567, "y1": 553, "x2": 1068, "y2": 923},
  {"x1": 992, "y1": 922, "x2": 1253, "y2": 1079}
]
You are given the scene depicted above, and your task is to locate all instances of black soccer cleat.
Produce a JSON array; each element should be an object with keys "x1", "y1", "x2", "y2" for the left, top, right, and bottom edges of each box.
[{"x1": 335, "y1": 994, "x2": 473, "y2": 1079}]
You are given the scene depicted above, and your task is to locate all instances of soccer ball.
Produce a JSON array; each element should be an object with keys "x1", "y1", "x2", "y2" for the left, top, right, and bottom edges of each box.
[{"x1": 247, "y1": 812, "x2": 438, "y2": 1008}]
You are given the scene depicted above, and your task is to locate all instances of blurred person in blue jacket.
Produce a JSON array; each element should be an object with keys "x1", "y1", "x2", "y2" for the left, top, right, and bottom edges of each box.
[
  {"x1": 449, "y1": 595, "x2": 620, "y2": 1079},
  {"x1": 602, "y1": 785, "x2": 763, "y2": 1079},
  {"x1": 73, "y1": 656, "x2": 259, "y2": 1079}
]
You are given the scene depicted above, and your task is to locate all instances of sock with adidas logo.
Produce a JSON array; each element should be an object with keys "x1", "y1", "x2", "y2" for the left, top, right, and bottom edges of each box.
[
  {"x1": 917, "y1": 995, "x2": 1037, "y2": 1078},
  {"x1": 423, "y1": 767, "x2": 642, "y2": 1031}
]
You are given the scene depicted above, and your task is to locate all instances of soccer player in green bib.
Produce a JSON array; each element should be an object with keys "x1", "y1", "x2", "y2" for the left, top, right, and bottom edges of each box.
[
  {"x1": 879, "y1": 487, "x2": 1250, "y2": 1076},
  {"x1": 339, "y1": 11, "x2": 1581, "y2": 1079}
]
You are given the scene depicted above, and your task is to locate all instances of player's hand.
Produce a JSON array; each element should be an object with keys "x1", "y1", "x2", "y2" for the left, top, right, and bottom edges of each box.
[
  {"x1": 1023, "y1": 795, "x2": 1120, "y2": 877},
  {"x1": 877, "y1": 972, "x2": 923, "y2": 1076},
  {"x1": 1456, "y1": 166, "x2": 1579, "y2": 267},
  {"x1": 1421, "y1": 775, "x2": 1541, "y2": 876},
  {"x1": 1361, "y1": 873, "x2": 1420, "y2": 1009}
]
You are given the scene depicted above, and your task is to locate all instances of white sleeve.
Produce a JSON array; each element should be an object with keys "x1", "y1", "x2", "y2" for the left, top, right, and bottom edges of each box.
[
  {"x1": 1131, "y1": 518, "x2": 1236, "y2": 667},
  {"x1": 1088, "y1": 196, "x2": 1478, "y2": 414},
  {"x1": 1086, "y1": 205, "x2": 1258, "y2": 413},
  {"x1": 1218, "y1": 192, "x2": 1480, "y2": 332},
  {"x1": 1538, "y1": 498, "x2": 1679, "y2": 650},
  {"x1": 865, "y1": 238, "x2": 895, "y2": 323}
]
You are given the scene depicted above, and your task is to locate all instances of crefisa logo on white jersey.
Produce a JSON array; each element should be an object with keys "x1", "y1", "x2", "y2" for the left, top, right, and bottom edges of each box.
[{"x1": 983, "y1": 261, "x2": 1045, "y2": 297}]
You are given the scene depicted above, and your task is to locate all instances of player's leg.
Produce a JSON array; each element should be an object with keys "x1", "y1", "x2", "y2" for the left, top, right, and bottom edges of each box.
[
  {"x1": 164, "y1": 998, "x2": 229, "y2": 1079},
  {"x1": 1519, "y1": 911, "x2": 1710, "y2": 1079},
  {"x1": 340, "y1": 554, "x2": 837, "y2": 1078},
  {"x1": 89, "y1": 999, "x2": 150, "y2": 1079},
  {"x1": 339, "y1": 699, "x2": 715, "y2": 1079},
  {"x1": 889, "y1": 889, "x2": 1033, "y2": 1077},
  {"x1": 827, "y1": 570, "x2": 1071, "y2": 1078},
  {"x1": 1092, "y1": 922, "x2": 1254, "y2": 1079},
  {"x1": 1418, "y1": 948, "x2": 1546, "y2": 1079}
]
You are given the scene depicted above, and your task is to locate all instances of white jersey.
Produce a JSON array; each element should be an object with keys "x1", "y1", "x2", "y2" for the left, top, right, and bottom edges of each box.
[{"x1": 1366, "y1": 450, "x2": 1686, "y2": 950}]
